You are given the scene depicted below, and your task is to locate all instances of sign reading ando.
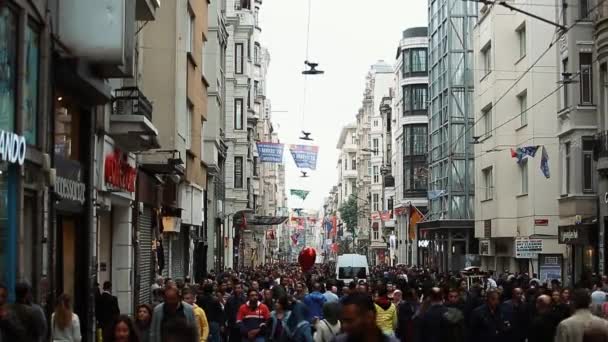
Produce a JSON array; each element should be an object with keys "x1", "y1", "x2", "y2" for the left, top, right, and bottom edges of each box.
[{"x1": 0, "y1": 130, "x2": 26, "y2": 165}]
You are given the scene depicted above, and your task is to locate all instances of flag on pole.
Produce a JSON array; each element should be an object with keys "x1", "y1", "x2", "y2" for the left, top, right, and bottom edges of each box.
[
  {"x1": 541, "y1": 145, "x2": 550, "y2": 178},
  {"x1": 409, "y1": 205, "x2": 423, "y2": 241},
  {"x1": 510, "y1": 145, "x2": 540, "y2": 163},
  {"x1": 290, "y1": 189, "x2": 310, "y2": 200}
]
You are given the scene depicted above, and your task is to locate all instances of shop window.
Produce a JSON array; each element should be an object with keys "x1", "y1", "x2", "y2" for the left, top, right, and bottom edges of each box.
[
  {"x1": 54, "y1": 94, "x2": 81, "y2": 160},
  {"x1": 24, "y1": 23, "x2": 39, "y2": 145},
  {"x1": 0, "y1": 7, "x2": 17, "y2": 132}
]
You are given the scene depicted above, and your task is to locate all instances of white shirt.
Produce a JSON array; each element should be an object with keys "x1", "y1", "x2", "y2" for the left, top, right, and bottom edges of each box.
[{"x1": 51, "y1": 313, "x2": 82, "y2": 342}]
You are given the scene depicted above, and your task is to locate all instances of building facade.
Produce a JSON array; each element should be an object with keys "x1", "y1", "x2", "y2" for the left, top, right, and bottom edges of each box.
[
  {"x1": 420, "y1": 0, "x2": 478, "y2": 272},
  {"x1": 391, "y1": 27, "x2": 430, "y2": 266},
  {"x1": 473, "y1": 0, "x2": 564, "y2": 274}
]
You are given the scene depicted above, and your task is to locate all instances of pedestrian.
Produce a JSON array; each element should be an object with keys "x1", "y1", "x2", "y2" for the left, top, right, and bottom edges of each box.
[
  {"x1": 263, "y1": 289, "x2": 275, "y2": 311},
  {"x1": 111, "y1": 315, "x2": 139, "y2": 342},
  {"x1": 0, "y1": 282, "x2": 27, "y2": 341},
  {"x1": 396, "y1": 288, "x2": 418, "y2": 342},
  {"x1": 583, "y1": 319, "x2": 608, "y2": 342},
  {"x1": 149, "y1": 286, "x2": 199, "y2": 342},
  {"x1": 283, "y1": 301, "x2": 312, "y2": 342},
  {"x1": 322, "y1": 283, "x2": 338, "y2": 304},
  {"x1": 392, "y1": 290, "x2": 402, "y2": 307},
  {"x1": 51, "y1": 293, "x2": 81, "y2": 342},
  {"x1": 236, "y1": 289, "x2": 270, "y2": 342},
  {"x1": 303, "y1": 283, "x2": 326, "y2": 322},
  {"x1": 469, "y1": 289, "x2": 506, "y2": 342},
  {"x1": 374, "y1": 285, "x2": 397, "y2": 337},
  {"x1": 225, "y1": 283, "x2": 246, "y2": 342},
  {"x1": 98, "y1": 281, "x2": 121, "y2": 341},
  {"x1": 500, "y1": 287, "x2": 528, "y2": 342},
  {"x1": 197, "y1": 283, "x2": 224, "y2": 342},
  {"x1": 555, "y1": 288, "x2": 608, "y2": 342},
  {"x1": 335, "y1": 292, "x2": 399, "y2": 342},
  {"x1": 590, "y1": 284, "x2": 606, "y2": 318},
  {"x1": 313, "y1": 302, "x2": 341, "y2": 342},
  {"x1": 415, "y1": 287, "x2": 448, "y2": 342},
  {"x1": 268, "y1": 296, "x2": 289, "y2": 341},
  {"x1": 183, "y1": 288, "x2": 210, "y2": 342},
  {"x1": 528, "y1": 295, "x2": 559, "y2": 342},
  {"x1": 162, "y1": 315, "x2": 198, "y2": 342},
  {"x1": 151, "y1": 276, "x2": 163, "y2": 293},
  {"x1": 12, "y1": 281, "x2": 47, "y2": 342},
  {"x1": 134, "y1": 304, "x2": 152, "y2": 342}
]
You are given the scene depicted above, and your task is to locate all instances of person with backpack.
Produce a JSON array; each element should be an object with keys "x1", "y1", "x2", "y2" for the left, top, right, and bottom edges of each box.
[{"x1": 313, "y1": 302, "x2": 340, "y2": 342}]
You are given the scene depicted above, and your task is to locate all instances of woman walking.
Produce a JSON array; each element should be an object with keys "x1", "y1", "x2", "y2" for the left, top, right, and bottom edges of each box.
[
  {"x1": 134, "y1": 304, "x2": 153, "y2": 342},
  {"x1": 111, "y1": 315, "x2": 140, "y2": 342},
  {"x1": 51, "y1": 294, "x2": 82, "y2": 342}
]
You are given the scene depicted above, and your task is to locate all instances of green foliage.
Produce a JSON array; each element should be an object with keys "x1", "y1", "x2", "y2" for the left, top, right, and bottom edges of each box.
[{"x1": 338, "y1": 197, "x2": 358, "y2": 233}]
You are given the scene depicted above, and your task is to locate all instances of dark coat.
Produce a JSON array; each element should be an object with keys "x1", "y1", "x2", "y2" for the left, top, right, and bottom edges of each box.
[
  {"x1": 469, "y1": 304, "x2": 507, "y2": 342},
  {"x1": 528, "y1": 312, "x2": 560, "y2": 342},
  {"x1": 96, "y1": 292, "x2": 120, "y2": 326},
  {"x1": 501, "y1": 299, "x2": 528, "y2": 342},
  {"x1": 197, "y1": 293, "x2": 225, "y2": 325},
  {"x1": 415, "y1": 303, "x2": 448, "y2": 342}
]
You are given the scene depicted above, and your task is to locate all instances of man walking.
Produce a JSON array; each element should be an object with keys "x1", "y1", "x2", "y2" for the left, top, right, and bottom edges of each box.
[
  {"x1": 303, "y1": 283, "x2": 327, "y2": 322},
  {"x1": 236, "y1": 289, "x2": 270, "y2": 342},
  {"x1": 469, "y1": 289, "x2": 506, "y2": 342},
  {"x1": 555, "y1": 288, "x2": 608, "y2": 342},
  {"x1": 225, "y1": 283, "x2": 247, "y2": 342},
  {"x1": 335, "y1": 293, "x2": 399, "y2": 342},
  {"x1": 97, "y1": 281, "x2": 120, "y2": 341},
  {"x1": 197, "y1": 283, "x2": 225, "y2": 342},
  {"x1": 150, "y1": 286, "x2": 199, "y2": 342}
]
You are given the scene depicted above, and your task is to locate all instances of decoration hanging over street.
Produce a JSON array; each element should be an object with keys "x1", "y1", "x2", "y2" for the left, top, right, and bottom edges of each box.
[
  {"x1": 510, "y1": 145, "x2": 539, "y2": 163},
  {"x1": 541, "y1": 145, "x2": 550, "y2": 178},
  {"x1": 380, "y1": 210, "x2": 392, "y2": 222},
  {"x1": 289, "y1": 144, "x2": 319, "y2": 170},
  {"x1": 298, "y1": 247, "x2": 316, "y2": 271},
  {"x1": 256, "y1": 142, "x2": 284, "y2": 163},
  {"x1": 371, "y1": 212, "x2": 381, "y2": 221},
  {"x1": 290, "y1": 189, "x2": 310, "y2": 200}
]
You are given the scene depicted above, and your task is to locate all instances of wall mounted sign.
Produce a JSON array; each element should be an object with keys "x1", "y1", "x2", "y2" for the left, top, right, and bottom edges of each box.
[
  {"x1": 55, "y1": 155, "x2": 86, "y2": 212},
  {"x1": 515, "y1": 238, "x2": 543, "y2": 258},
  {"x1": 0, "y1": 130, "x2": 26, "y2": 165},
  {"x1": 479, "y1": 240, "x2": 491, "y2": 256},
  {"x1": 104, "y1": 148, "x2": 136, "y2": 192},
  {"x1": 558, "y1": 224, "x2": 595, "y2": 245},
  {"x1": 538, "y1": 254, "x2": 563, "y2": 285},
  {"x1": 534, "y1": 219, "x2": 549, "y2": 226}
]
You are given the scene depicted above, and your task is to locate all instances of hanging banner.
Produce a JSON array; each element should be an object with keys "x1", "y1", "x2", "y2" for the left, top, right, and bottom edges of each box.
[
  {"x1": 380, "y1": 210, "x2": 392, "y2": 222},
  {"x1": 290, "y1": 189, "x2": 310, "y2": 200},
  {"x1": 371, "y1": 212, "x2": 380, "y2": 221},
  {"x1": 539, "y1": 254, "x2": 563, "y2": 285},
  {"x1": 256, "y1": 142, "x2": 284, "y2": 163},
  {"x1": 289, "y1": 144, "x2": 319, "y2": 170}
]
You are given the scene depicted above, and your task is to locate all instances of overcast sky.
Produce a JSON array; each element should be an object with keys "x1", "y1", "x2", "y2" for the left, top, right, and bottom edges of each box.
[{"x1": 260, "y1": 0, "x2": 428, "y2": 213}]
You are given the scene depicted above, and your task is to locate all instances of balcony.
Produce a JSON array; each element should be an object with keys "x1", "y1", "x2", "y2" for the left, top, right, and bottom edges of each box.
[
  {"x1": 343, "y1": 169, "x2": 357, "y2": 179},
  {"x1": 597, "y1": 131, "x2": 608, "y2": 173},
  {"x1": 136, "y1": 0, "x2": 160, "y2": 21},
  {"x1": 110, "y1": 87, "x2": 160, "y2": 152},
  {"x1": 596, "y1": 3, "x2": 608, "y2": 62}
]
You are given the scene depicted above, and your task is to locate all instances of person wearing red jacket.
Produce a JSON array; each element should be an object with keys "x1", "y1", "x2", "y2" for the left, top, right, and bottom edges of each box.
[{"x1": 236, "y1": 289, "x2": 270, "y2": 342}]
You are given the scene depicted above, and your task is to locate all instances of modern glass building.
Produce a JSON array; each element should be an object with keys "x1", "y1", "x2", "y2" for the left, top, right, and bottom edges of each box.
[{"x1": 418, "y1": 0, "x2": 478, "y2": 271}]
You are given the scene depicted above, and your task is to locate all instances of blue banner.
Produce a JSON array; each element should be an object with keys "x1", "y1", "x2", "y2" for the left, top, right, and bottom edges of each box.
[
  {"x1": 289, "y1": 144, "x2": 319, "y2": 170},
  {"x1": 256, "y1": 142, "x2": 284, "y2": 163}
]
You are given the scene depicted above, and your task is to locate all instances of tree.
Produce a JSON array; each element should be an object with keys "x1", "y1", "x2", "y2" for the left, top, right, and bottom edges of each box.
[{"x1": 339, "y1": 197, "x2": 358, "y2": 235}]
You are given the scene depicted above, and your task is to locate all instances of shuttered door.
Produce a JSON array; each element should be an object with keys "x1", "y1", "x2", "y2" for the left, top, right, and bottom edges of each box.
[
  {"x1": 138, "y1": 207, "x2": 154, "y2": 305},
  {"x1": 170, "y1": 229, "x2": 185, "y2": 280}
]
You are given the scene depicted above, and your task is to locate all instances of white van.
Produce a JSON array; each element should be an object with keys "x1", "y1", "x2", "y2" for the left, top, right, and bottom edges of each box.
[{"x1": 336, "y1": 254, "x2": 369, "y2": 284}]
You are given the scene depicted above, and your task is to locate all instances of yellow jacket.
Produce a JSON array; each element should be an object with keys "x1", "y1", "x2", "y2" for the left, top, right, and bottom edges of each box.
[
  {"x1": 193, "y1": 303, "x2": 210, "y2": 342},
  {"x1": 374, "y1": 303, "x2": 397, "y2": 335}
]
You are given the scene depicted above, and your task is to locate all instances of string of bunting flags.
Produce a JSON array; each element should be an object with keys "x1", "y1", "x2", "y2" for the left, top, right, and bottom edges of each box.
[{"x1": 255, "y1": 141, "x2": 319, "y2": 171}]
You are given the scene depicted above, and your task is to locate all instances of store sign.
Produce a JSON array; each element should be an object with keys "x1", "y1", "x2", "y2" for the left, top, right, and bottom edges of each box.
[
  {"x1": 418, "y1": 240, "x2": 429, "y2": 248},
  {"x1": 55, "y1": 156, "x2": 86, "y2": 205},
  {"x1": 104, "y1": 148, "x2": 136, "y2": 192},
  {"x1": 558, "y1": 225, "x2": 593, "y2": 245},
  {"x1": 479, "y1": 240, "x2": 491, "y2": 256},
  {"x1": 515, "y1": 238, "x2": 543, "y2": 258},
  {"x1": 0, "y1": 130, "x2": 26, "y2": 165}
]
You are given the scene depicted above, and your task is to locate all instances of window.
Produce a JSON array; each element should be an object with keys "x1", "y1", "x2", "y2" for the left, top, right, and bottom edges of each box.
[
  {"x1": 583, "y1": 137, "x2": 594, "y2": 192},
  {"x1": 235, "y1": 43, "x2": 244, "y2": 74},
  {"x1": 373, "y1": 166, "x2": 379, "y2": 183},
  {"x1": 411, "y1": 48, "x2": 428, "y2": 73},
  {"x1": 520, "y1": 159, "x2": 528, "y2": 194},
  {"x1": 24, "y1": 24, "x2": 39, "y2": 145},
  {"x1": 482, "y1": 105, "x2": 492, "y2": 137},
  {"x1": 344, "y1": 158, "x2": 348, "y2": 170},
  {"x1": 403, "y1": 125, "x2": 428, "y2": 194},
  {"x1": 483, "y1": 167, "x2": 493, "y2": 200},
  {"x1": 373, "y1": 193, "x2": 379, "y2": 211},
  {"x1": 254, "y1": 81, "x2": 259, "y2": 100},
  {"x1": 580, "y1": 53, "x2": 593, "y2": 105},
  {"x1": 187, "y1": 8, "x2": 194, "y2": 53},
  {"x1": 254, "y1": 44, "x2": 260, "y2": 65},
  {"x1": 373, "y1": 229, "x2": 379, "y2": 241},
  {"x1": 253, "y1": 157, "x2": 258, "y2": 176},
  {"x1": 234, "y1": 156, "x2": 243, "y2": 188},
  {"x1": 0, "y1": 7, "x2": 17, "y2": 132},
  {"x1": 565, "y1": 142, "x2": 571, "y2": 194},
  {"x1": 373, "y1": 120, "x2": 378, "y2": 127},
  {"x1": 402, "y1": 49, "x2": 410, "y2": 76},
  {"x1": 405, "y1": 125, "x2": 427, "y2": 156},
  {"x1": 368, "y1": 161, "x2": 372, "y2": 176},
  {"x1": 517, "y1": 25, "x2": 526, "y2": 59},
  {"x1": 412, "y1": 85, "x2": 428, "y2": 112},
  {"x1": 580, "y1": 0, "x2": 589, "y2": 19},
  {"x1": 482, "y1": 43, "x2": 492, "y2": 77},
  {"x1": 518, "y1": 91, "x2": 528, "y2": 127},
  {"x1": 247, "y1": 78, "x2": 251, "y2": 108},
  {"x1": 234, "y1": 98, "x2": 244, "y2": 130},
  {"x1": 373, "y1": 139, "x2": 379, "y2": 156},
  {"x1": 562, "y1": 58, "x2": 569, "y2": 108},
  {"x1": 186, "y1": 103, "x2": 192, "y2": 150},
  {"x1": 351, "y1": 158, "x2": 357, "y2": 170},
  {"x1": 562, "y1": 1, "x2": 567, "y2": 25}
]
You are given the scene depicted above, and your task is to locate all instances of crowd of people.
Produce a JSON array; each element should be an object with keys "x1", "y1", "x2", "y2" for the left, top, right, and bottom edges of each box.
[{"x1": 3, "y1": 263, "x2": 608, "y2": 341}]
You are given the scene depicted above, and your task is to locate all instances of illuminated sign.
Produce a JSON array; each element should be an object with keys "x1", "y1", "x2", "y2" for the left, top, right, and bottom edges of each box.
[
  {"x1": 104, "y1": 148, "x2": 136, "y2": 192},
  {"x1": 0, "y1": 130, "x2": 26, "y2": 165}
]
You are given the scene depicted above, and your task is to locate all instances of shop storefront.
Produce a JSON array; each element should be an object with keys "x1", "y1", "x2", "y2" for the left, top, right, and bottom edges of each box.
[
  {"x1": 558, "y1": 223, "x2": 598, "y2": 286},
  {"x1": 417, "y1": 220, "x2": 476, "y2": 272}
]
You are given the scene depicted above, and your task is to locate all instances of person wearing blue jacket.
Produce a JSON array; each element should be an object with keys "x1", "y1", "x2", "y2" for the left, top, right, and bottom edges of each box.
[
  {"x1": 283, "y1": 301, "x2": 313, "y2": 342},
  {"x1": 303, "y1": 283, "x2": 327, "y2": 322}
]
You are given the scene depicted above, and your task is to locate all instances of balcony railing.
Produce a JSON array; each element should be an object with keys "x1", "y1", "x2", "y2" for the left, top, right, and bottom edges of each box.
[
  {"x1": 113, "y1": 87, "x2": 153, "y2": 121},
  {"x1": 596, "y1": 131, "x2": 608, "y2": 159}
]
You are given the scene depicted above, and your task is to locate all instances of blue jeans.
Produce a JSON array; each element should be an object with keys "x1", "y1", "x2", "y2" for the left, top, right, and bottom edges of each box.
[{"x1": 209, "y1": 322, "x2": 221, "y2": 342}]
